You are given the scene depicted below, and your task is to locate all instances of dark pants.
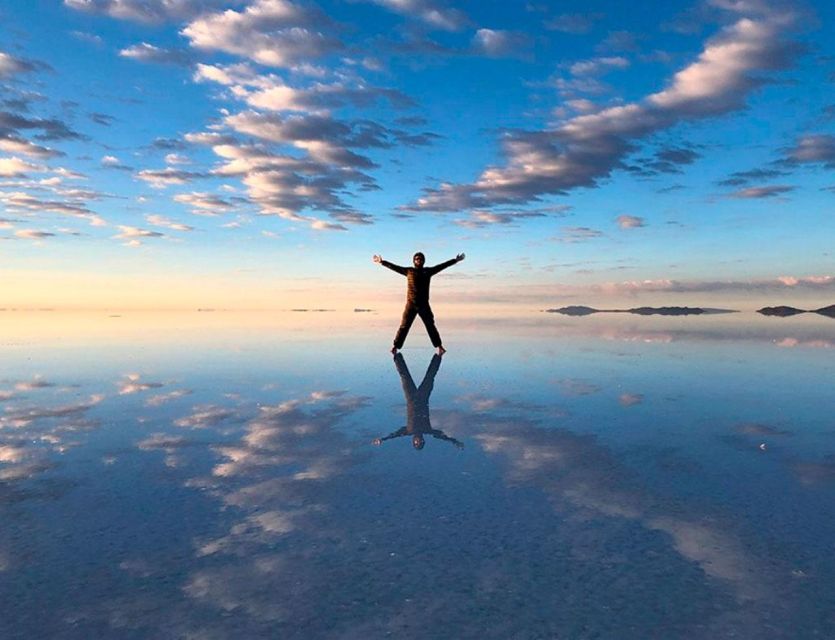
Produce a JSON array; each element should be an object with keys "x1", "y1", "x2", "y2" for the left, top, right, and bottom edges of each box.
[{"x1": 394, "y1": 303, "x2": 442, "y2": 348}]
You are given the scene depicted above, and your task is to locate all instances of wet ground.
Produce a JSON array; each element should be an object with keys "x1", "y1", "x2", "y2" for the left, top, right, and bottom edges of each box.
[{"x1": 1, "y1": 311, "x2": 834, "y2": 639}]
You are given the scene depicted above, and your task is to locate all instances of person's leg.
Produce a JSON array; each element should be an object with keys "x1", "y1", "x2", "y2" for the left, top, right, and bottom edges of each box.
[
  {"x1": 418, "y1": 305, "x2": 442, "y2": 348},
  {"x1": 393, "y1": 304, "x2": 418, "y2": 349}
]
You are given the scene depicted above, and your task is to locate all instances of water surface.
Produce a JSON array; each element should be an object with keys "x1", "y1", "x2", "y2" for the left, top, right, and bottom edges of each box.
[{"x1": 1, "y1": 311, "x2": 834, "y2": 639}]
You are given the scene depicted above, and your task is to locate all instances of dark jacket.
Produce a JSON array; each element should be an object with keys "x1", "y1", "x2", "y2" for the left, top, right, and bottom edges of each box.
[{"x1": 380, "y1": 259, "x2": 457, "y2": 306}]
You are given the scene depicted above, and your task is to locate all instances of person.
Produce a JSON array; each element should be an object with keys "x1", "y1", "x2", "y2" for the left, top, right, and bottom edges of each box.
[
  {"x1": 373, "y1": 251, "x2": 465, "y2": 354},
  {"x1": 372, "y1": 352, "x2": 463, "y2": 450}
]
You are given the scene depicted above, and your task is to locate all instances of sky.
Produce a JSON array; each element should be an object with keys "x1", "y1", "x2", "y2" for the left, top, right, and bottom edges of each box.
[{"x1": 0, "y1": 0, "x2": 833, "y2": 311}]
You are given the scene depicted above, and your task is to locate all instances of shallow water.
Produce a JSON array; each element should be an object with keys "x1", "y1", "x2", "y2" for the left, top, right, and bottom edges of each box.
[{"x1": 1, "y1": 311, "x2": 834, "y2": 639}]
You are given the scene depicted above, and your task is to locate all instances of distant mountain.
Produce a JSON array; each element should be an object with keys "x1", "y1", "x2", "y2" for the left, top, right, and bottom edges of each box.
[
  {"x1": 815, "y1": 304, "x2": 835, "y2": 318},
  {"x1": 546, "y1": 306, "x2": 600, "y2": 316},
  {"x1": 758, "y1": 306, "x2": 807, "y2": 317},
  {"x1": 545, "y1": 306, "x2": 735, "y2": 316},
  {"x1": 628, "y1": 306, "x2": 706, "y2": 316}
]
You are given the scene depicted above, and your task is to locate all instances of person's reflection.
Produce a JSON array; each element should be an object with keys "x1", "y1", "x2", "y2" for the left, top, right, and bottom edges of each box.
[{"x1": 372, "y1": 353, "x2": 463, "y2": 450}]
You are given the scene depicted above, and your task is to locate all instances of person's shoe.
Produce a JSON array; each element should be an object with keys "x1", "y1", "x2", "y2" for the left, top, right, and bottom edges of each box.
[
  {"x1": 437, "y1": 346, "x2": 446, "y2": 355},
  {"x1": 390, "y1": 346, "x2": 398, "y2": 354}
]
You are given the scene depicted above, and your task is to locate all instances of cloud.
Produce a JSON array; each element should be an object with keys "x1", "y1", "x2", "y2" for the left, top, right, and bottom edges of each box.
[
  {"x1": 0, "y1": 190, "x2": 106, "y2": 226},
  {"x1": 204, "y1": 137, "x2": 377, "y2": 229},
  {"x1": 119, "y1": 42, "x2": 195, "y2": 66},
  {"x1": 13, "y1": 229, "x2": 56, "y2": 240},
  {"x1": 785, "y1": 134, "x2": 835, "y2": 168},
  {"x1": 63, "y1": 0, "x2": 243, "y2": 23},
  {"x1": 173, "y1": 191, "x2": 237, "y2": 215},
  {"x1": 0, "y1": 156, "x2": 44, "y2": 177},
  {"x1": 175, "y1": 405, "x2": 244, "y2": 429},
  {"x1": 408, "y1": 5, "x2": 800, "y2": 211},
  {"x1": 0, "y1": 134, "x2": 62, "y2": 159},
  {"x1": 1, "y1": 394, "x2": 104, "y2": 428},
  {"x1": 89, "y1": 112, "x2": 115, "y2": 126},
  {"x1": 471, "y1": 29, "x2": 531, "y2": 59},
  {"x1": 181, "y1": 0, "x2": 341, "y2": 68},
  {"x1": 100, "y1": 154, "x2": 133, "y2": 170},
  {"x1": 146, "y1": 214, "x2": 195, "y2": 231},
  {"x1": 137, "y1": 167, "x2": 208, "y2": 188},
  {"x1": 151, "y1": 137, "x2": 188, "y2": 150},
  {"x1": 616, "y1": 214, "x2": 645, "y2": 228},
  {"x1": 113, "y1": 226, "x2": 166, "y2": 246},
  {"x1": 556, "y1": 226, "x2": 604, "y2": 243},
  {"x1": 145, "y1": 389, "x2": 193, "y2": 407},
  {"x1": 0, "y1": 110, "x2": 85, "y2": 141},
  {"x1": 619, "y1": 393, "x2": 644, "y2": 406},
  {"x1": 0, "y1": 52, "x2": 41, "y2": 78},
  {"x1": 365, "y1": 0, "x2": 468, "y2": 31},
  {"x1": 456, "y1": 411, "x2": 775, "y2": 604},
  {"x1": 70, "y1": 30, "x2": 104, "y2": 45},
  {"x1": 164, "y1": 153, "x2": 189, "y2": 165},
  {"x1": 194, "y1": 62, "x2": 414, "y2": 112},
  {"x1": 597, "y1": 274, "x2": 835, "y2": 296},
  {"x1": 330, "y1": 211, "x2": 373, "y2": 225},
  {"x1": 118, "y1": 374, "x2": 164, "y2": 395},
  {"x1": 716, "y1": 166, "x2": 788, "y2": 186},
  {"x1": 454, "y1": 206, "x2": 569, "y2": 228},
  {"x1": 13, "y1": 376, "x2": 57, "y2": 391},
  {"x1": 727, "y1": 184, "x2": 794, "y2": 198},
  {"x1": 569, "y1": 56, "x2": 629, "y2": 76}
]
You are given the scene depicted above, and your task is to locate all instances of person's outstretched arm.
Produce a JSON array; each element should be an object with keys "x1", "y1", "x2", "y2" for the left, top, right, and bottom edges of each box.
[
  {"x1": 373, "y1": 254, "x2": 408, "y2": 275},
  {"x1": 427, "y1": 253, "x2": 465, "y2": 275},
  {"x1": 372, "y1": 426, "x2": 408, "y2": 445},
  {"x1": 429, "y1": 430, "x2": 464, "y2": 449}
]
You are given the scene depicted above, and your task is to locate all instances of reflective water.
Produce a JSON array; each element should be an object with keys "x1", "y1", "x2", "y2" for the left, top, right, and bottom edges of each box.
[{"x1": 1, "y1": 311, "x2": 834, "y2": 639}]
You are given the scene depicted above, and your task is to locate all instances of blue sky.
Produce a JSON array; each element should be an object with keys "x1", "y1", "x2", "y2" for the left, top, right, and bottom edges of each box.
[{"x1": 0, "y1": 0, "x2": 833, "y2": 310}]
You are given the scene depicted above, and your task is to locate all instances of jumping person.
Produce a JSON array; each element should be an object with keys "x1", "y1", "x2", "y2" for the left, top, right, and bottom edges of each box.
[
  {"x1": 372, "y1": 352, "x2": 463, "y2": 450},
  {"x1": 373, "y1": 251, "x2": 465, "y2": 354}
]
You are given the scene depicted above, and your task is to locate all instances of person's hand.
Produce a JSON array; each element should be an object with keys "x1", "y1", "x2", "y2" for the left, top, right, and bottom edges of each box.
[
  {"x1": 372, "y1": 438, "x2": 382, "y2": 445},
  {"x1": 456, "y1": 253, "x2": 465, "y2": 262},
  {"x1": 373, "y1": 254, "x2": 382, "y2": 263}
]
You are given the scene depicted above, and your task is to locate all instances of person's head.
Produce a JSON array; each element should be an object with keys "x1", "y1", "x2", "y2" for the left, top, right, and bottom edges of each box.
[
  {"x1": 412, "y1": 434, "x2": 425, "y2": 450},
  {"x1": 413, "y1": 252, "x2": 425, "y2": 268}
]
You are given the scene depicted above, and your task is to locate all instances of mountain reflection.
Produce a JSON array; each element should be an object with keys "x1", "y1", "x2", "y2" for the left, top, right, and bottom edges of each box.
[{"x1": 373, "y1": 353, "x2": 463, "y2": 450}]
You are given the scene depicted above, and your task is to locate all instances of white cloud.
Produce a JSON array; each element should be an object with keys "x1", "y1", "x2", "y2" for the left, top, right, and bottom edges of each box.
[
  {"x1": 194, "y1": 62, "x2": 413, "y2": 114},
  {"x1": 616, "y1": 214, "x2": 645, "y2": 228},
  {"x1": 118, "y1": 373, "x2": 164, "y2": 395},
  {"x1": 181, "y1": 0, "x2": 340, "y2": 68},
  {"x1": 569, "y1": 56, "x2": 630, "y2": 76},
  {"x1": 113, "y1": 226, "x2": 166, "y2": 246},
  {"x1": 410, "y1": 5, "x2": 799, "y2": 210},
  {"x1": 365, "y1": 0, "x2": 467, "y2": 31},
  {"x1": 471, "y1": 29, "x2": 529, "y2": 58},
  {"x1": 136, "y1": 167, "x2": 206, "y2": 188},
  {"x1": 64, "y1": 0, "x2": 243, "y2": 23},
  {"x1": 146, "y1": 214, "x2": 195, "y2": 231},
  {"x1": 119, "y1": 42, "x2": 194, "y2": 66},
  {"x1": 0, "y1": 157, "x2": 43, "y2": 177},
  {"x1": 0, "y1": 136, "x2": 60, "y2": 159},
  {"x1": 173, "y1": 192, "x2": 235, "y2": 215}
]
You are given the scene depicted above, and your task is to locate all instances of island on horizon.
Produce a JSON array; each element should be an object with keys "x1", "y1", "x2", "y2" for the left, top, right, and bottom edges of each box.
[
  {"x1": 545, "y1": 306, "x2": 738, "y2": 316},
  {"x1": 758, "y1": 304, "x2": 835, "y2": 318}
]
